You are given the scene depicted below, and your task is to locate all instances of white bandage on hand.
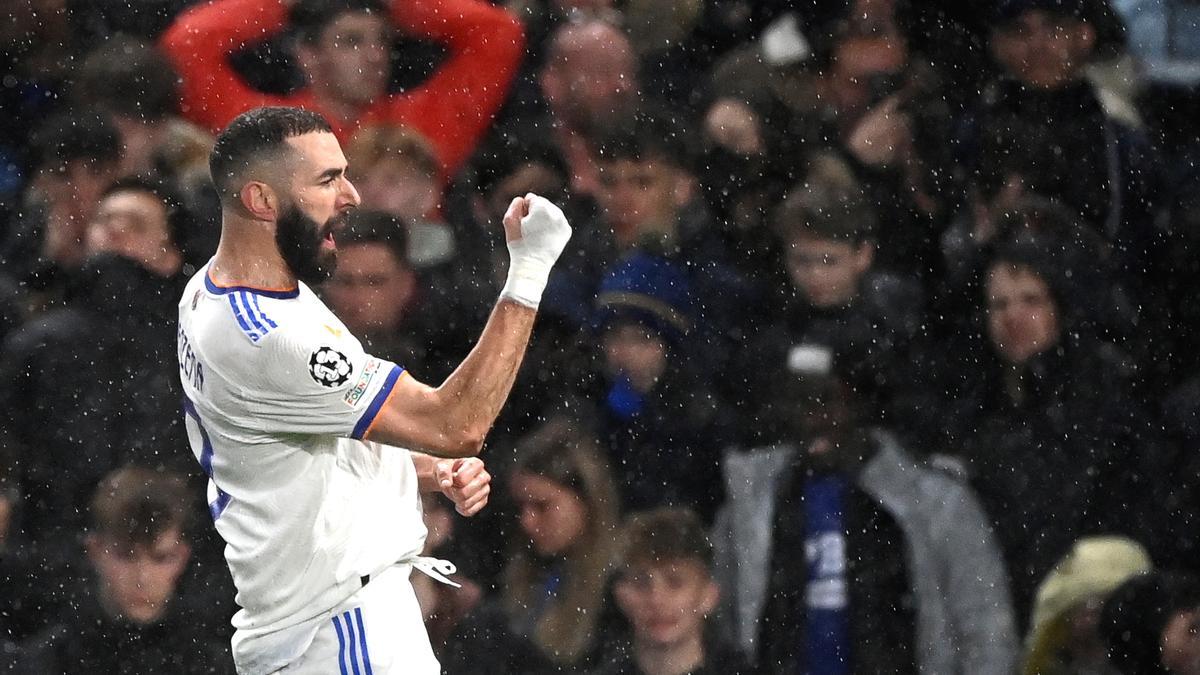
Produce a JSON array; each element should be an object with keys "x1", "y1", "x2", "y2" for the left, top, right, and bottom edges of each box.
[{"x1": 500, "y1": 193, "x2": 572, "y2": 309}]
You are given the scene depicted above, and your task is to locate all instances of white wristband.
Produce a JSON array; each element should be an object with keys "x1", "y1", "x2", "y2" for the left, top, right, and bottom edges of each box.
[{"x1": 500, "y1": 253, "x2": 552, "y2": 309}]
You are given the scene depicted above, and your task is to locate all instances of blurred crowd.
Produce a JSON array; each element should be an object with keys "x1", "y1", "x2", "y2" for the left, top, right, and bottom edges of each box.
[{"x1": 2, "y1": 0, "x2": 1200, "y2": 672}]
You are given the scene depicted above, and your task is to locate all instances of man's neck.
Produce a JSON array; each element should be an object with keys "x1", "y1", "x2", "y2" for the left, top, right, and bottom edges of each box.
[
  {"x1": 311, "y1": 87, "x2": 365, "y2": 127},
  {"x1": 209, "y1": 216, "x2": 297, "y2": 291},
  {"x1": 633, "y1": 633, "x2": 705, "y2": 675}
]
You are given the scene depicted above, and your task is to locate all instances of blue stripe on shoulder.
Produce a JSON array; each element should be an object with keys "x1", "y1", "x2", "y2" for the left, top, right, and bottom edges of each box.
[
  {"x1": 239, "y1": 291, "x2": 270, "y2": 336},
  {"x1": 249, "y1": 293, "x2": 279, "y2": 329},
  {"x1": 226, "y1": 295, "x2": 261, "y2": 342}
]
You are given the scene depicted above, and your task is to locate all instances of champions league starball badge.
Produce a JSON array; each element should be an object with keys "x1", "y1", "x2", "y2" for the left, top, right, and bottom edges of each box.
[{"x1": 309, "y1": 346, "x2": 352, "y2": 388}]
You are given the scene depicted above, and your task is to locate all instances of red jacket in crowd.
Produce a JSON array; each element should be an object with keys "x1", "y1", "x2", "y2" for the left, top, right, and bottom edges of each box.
[{"x1": 160, "y1": 0, "x2": 525, "y2": 175}]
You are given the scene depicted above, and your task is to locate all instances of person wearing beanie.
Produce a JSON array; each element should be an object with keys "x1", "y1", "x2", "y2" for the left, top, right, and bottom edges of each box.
[
  {"x1": 1100, "y1": 571, "x2": 1200, "y2": 674},
  {"x1": 589, "y1": 252, "x2": 725, "y2": 522}
]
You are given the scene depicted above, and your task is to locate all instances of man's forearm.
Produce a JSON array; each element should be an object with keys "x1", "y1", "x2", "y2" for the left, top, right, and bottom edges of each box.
[{"x1": 432, "y1": 298, "x2": 536, "y2": 446}]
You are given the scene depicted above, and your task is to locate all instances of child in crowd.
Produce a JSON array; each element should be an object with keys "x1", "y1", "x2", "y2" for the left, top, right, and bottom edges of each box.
[{"x1": 596, "y1": 506, "x2": 748, "y2": 675}]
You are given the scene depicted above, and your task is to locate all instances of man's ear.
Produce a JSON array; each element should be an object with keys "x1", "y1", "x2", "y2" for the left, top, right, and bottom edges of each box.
[{"x1": 239, "y1": 181, "x2": 280, "y2": 222}]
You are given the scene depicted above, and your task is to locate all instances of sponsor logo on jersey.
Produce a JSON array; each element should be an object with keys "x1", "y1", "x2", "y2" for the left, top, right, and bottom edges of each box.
[
  {"x1": 343, "y1": 358, "x2": 381, "y2": 407},
  {"x1": 309, "y1": 346, "x2": 352, "y2": 388}
]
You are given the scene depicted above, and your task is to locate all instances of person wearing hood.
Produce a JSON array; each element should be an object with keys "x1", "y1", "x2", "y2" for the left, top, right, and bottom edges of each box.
[
  {"x1": 711, "y1": 347, "x2": 1018, "y2": 673},
  {"x1": 970, "y1": 0, "x2": 1163, "y2": 291},
  {"x1": 938, "y1": 239, "x2": 1154, "y2": 625},
  {"x1": 0, "y1": 175, "x2": 195, "y2": 578}
]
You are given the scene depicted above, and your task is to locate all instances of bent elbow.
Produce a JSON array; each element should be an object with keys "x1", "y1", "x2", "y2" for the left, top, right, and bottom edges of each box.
[{"x1": 438, "y1": 427, "x2": 486, "y2": 458}]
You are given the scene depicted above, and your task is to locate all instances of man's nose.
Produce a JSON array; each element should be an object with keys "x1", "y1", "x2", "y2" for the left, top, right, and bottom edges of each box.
[{"x1": 341, "y1": 177, "x2": 362, "y2": 208}]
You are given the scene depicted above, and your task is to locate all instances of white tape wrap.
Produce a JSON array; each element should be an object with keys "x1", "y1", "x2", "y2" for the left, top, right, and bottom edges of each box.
[{"x1": 500, "y1": 194, "x2": 572, "y2": 309}]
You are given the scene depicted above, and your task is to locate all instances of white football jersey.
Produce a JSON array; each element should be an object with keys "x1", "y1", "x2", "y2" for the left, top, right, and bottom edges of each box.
[{"x1": 177, "y1": 262, "x2": 426, "y2": 666}]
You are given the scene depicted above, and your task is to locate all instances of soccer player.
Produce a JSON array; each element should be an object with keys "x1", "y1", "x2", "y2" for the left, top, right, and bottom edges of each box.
[{"x1": 177, "y1": 106, "x2": 572, "y2": 674}]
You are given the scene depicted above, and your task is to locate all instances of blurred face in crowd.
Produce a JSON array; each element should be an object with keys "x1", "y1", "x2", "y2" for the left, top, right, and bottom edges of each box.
[
  {"x1": 1162, "y1": 607, "x2": 1200, "y2": 675},
  {"x1": 298, "y1": 11, "x2": 391, "y2": 109},
  {"x1": 356, "y1": 157, "x2": 438, "y2": 222},
  {"x1": 786, "y1": 378, "x2": 862, "y2": 471},
  {"x1": 614, "y1": 557, "x2": 719, "y2": 650},
  {"x1": 986, "y1": 263, "x2": 1062, "y2": 365},
  {"x1": 597, "y1": 157, "x2": 689, "y2": 241},
  {"x1": 785, "y1": 234, "x2": 873, "y2": 308},
  {"x1": 87, "y1": 528, "x2": 191, "y2": 625},
  {"x1": 87, "y1": 188, "x2": 182, "y2": 277},
  {"x1": 511, "y1": 471, "x2": 589, "y2": 558},
  {"x1": 324, "y1": 241, "x2": 416, "y2": 335},
  {"x1": 274, "y1": 132, "x2": 361, "y2": 284},
  {"x1": 990, "y1": 10, "x2": 1096, "y2": 89},
  {"x1": 542, "y1": 22, "x2": 638, "y2": 138},
  {"x1": 603, "y1": 321, "x2": 669, "y2": 395}
]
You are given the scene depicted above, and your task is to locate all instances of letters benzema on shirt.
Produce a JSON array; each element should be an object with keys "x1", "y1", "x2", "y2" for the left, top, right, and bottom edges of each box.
[{"x1": 309, "y1": 346, "x2": 352, "y2": 388}]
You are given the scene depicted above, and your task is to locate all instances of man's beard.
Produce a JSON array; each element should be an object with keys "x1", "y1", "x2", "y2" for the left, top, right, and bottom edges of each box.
[{"x1": 275, "y1": 202, "x2": 344, "y2": 285}]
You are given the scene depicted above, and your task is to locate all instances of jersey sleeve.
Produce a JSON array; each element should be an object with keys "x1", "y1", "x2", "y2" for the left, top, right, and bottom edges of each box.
[{"x1": 243, "y1": 323, "x2": 405, "y2": 440}]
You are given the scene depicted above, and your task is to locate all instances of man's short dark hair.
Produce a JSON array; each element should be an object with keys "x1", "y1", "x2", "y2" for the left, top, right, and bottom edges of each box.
[
  {"x1": 31, "y1": 111, "x2": 122, "y2": 175},
  {"x1": 91, "y1": 466, "x2": 190, "y2": 547},
  {"x1": 73, "y1": 36, "x2": 180, "y2": 122},
  {"x1": 619, "y1": 507, "x2": 713, "y2": 570},
  {"x1": 290, "y1": 0, "x2": 387, "y2": 44},
  {"x1": 209, "y1": 106, "x2": 333, "y2": 204},
  {"x1": 338, "y1": 210, "x2": 409, "y2": 268}
]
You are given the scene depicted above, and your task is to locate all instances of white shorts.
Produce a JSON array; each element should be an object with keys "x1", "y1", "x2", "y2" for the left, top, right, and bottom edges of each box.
[{"x1": 271, "y1": 563, "x2": 440, "y2": 675}]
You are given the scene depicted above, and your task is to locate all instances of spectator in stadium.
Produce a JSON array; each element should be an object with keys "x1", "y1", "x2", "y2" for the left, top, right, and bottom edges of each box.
[
  {"x1": 346, "y1": 125, "x2": 456, "y2": 270},
  {"x1": 712, "y1": 350, "x2": 1017, "y2": 673},
  {"x1": 407, "y1": 489, "x2": 545, "y2": 675},
  {"x1": 730, "y1": 154, "x2": 923, "y2": 425},
  {"x1": 500, "y1": 418, "x2": 621, "y2": 671},
  {"x1": 17, "y1": 466, "x2": 233, "y2": 674},
  {"x1": 159, "y1": 0, "x2": 524, "y2": 177},
  {"x1": 590, "y1": 114, "x2": 752, "y2": 367},
  {"x1": 706, "y1": 0, "x2": 956, "y2": 280},
  {"x1": 1101, "y1": 571, "x2": 1200, "y2": 675},
  {"x1": 1022, "y1": 536, "x2": 1153, "y2": 675},
  {"x1": 591, "y1": 253, "x2": 725, "y2": 521},
  {"x1": 939, "y1": 240, "x2": 1150, "y2": 623},
  {"x1": 70, "y1": 36, "x2": 212, "y2": 184},
  {"x1": 1, "y1": 112, "x2": 123, "y2": 300},
  {"x1": 0, "y1": 176, "x2": 192, "y2": 561},
  {"x1": 972, "y1": 0, "x2": 1162, "y2": 287},
  {"x1": 500, "y1": 17, "x2": 641, "y2": 200},
  {"x1": 594, "y1": 506, "x2": 748, "y2": 675},
  {"x1": 69, "y1": 36, "x2": 220, "y2": 264},
  {"x1": 321, "y1": 209, "x2": 464, "y2": 377}
]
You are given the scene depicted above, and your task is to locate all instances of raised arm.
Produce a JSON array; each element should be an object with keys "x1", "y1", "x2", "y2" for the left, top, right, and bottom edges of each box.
[
  {"x1": 363, "y1": 194, "x2": 571, "y2": 457},
  {"x1": 380, "y1": 0, "x2": 526, "y2": 175},
  {"x1": 159, "y1": 0, "x2": 293, "y2": 134}
]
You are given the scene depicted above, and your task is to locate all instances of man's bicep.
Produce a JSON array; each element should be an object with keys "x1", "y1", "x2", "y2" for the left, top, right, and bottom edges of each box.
[{"x1": 362, "y1": 373, "x2": 462, "y2": 455}]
